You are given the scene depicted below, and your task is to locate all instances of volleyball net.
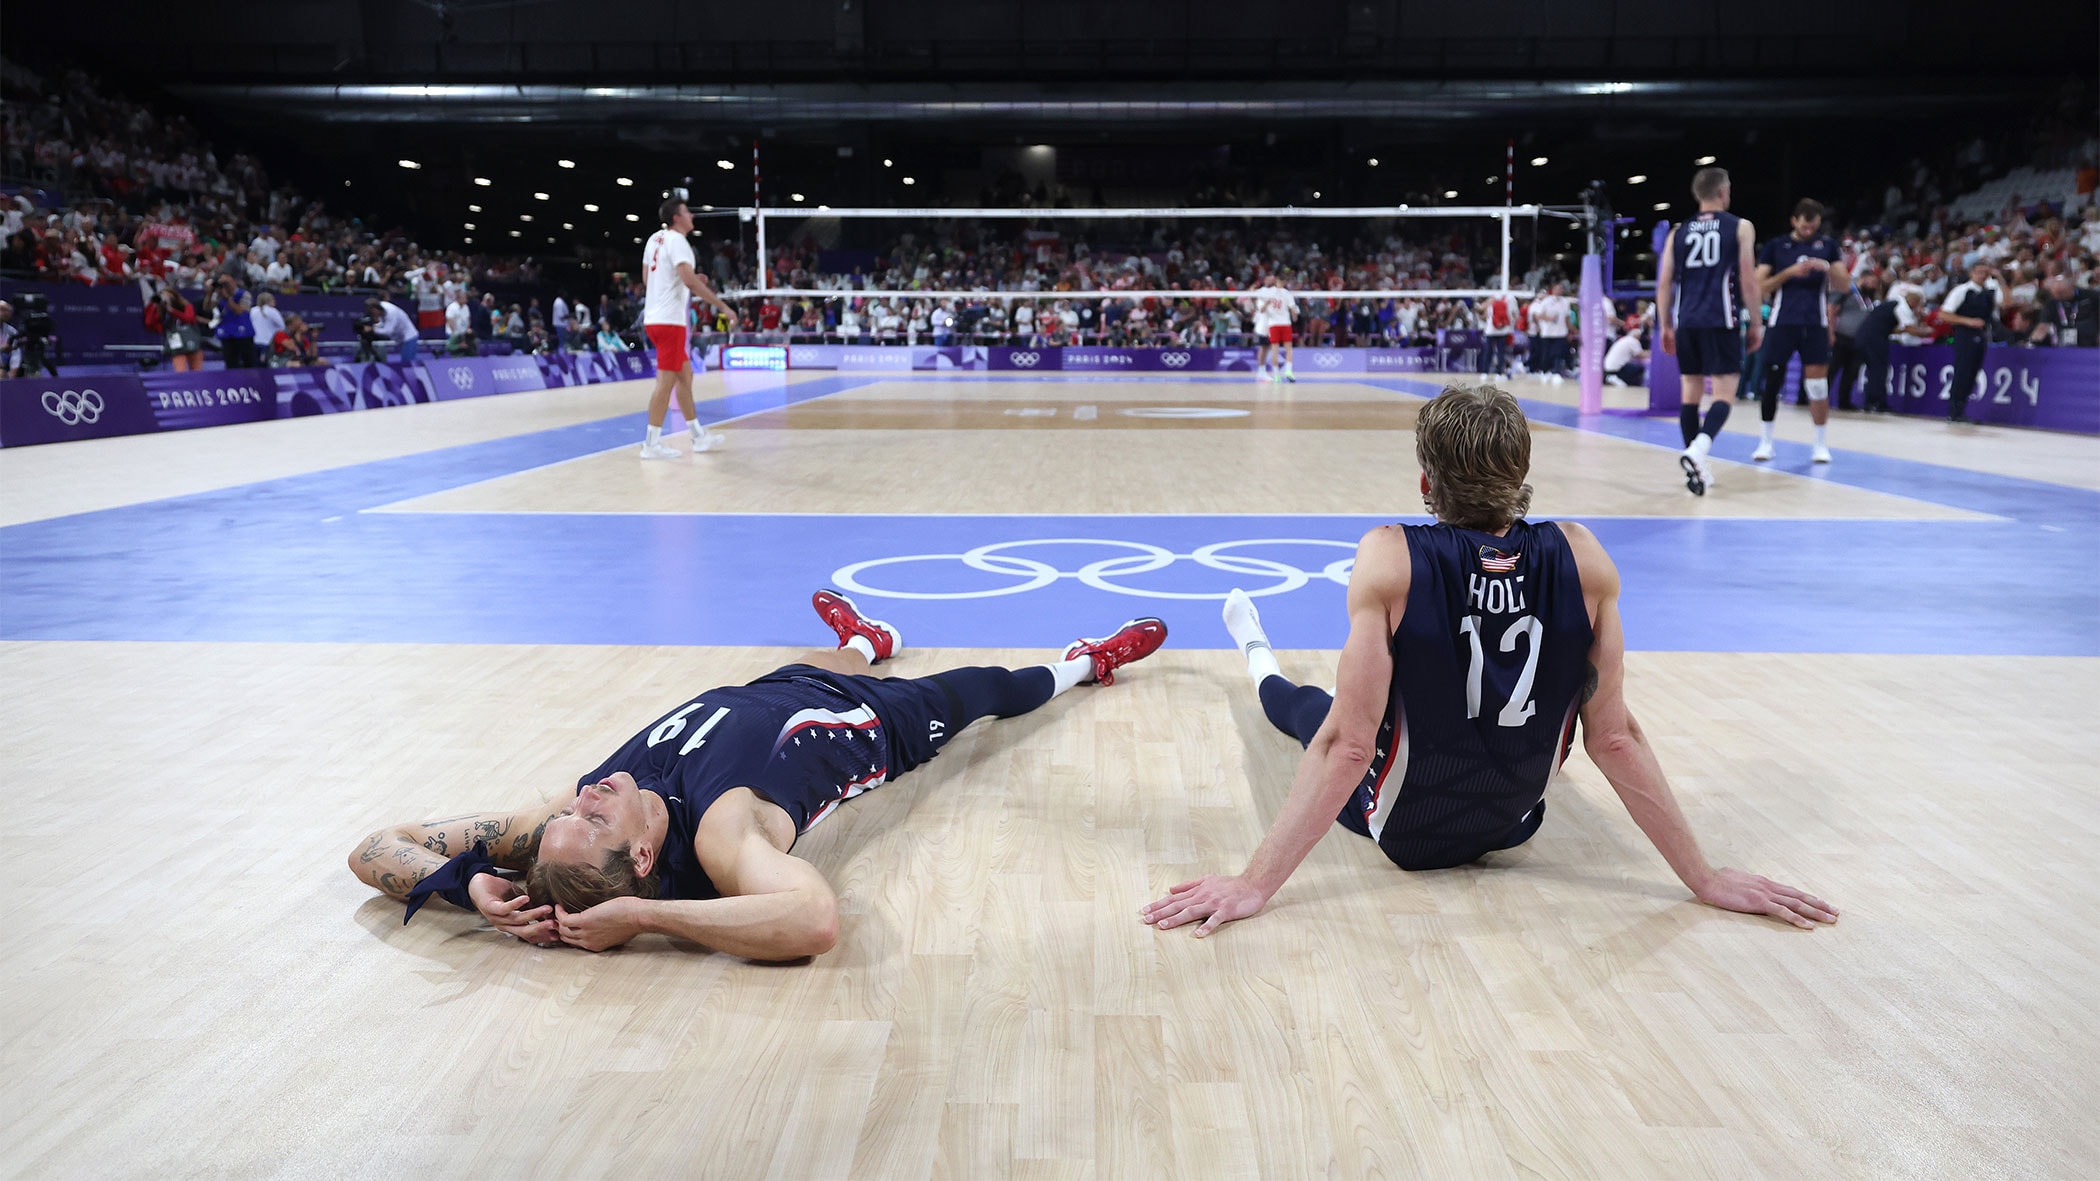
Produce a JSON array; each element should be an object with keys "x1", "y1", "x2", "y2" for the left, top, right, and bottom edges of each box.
[{"x1": 724, "y1": 204, "x2": 1572, "y2": 311}]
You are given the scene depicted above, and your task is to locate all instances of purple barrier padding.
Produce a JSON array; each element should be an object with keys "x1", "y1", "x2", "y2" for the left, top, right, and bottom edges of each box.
[
  {"x1": 990, "y1": 346, "x2": 1062, "y2": 370},
  {"x1": 788, "y1": 344, "x2": 843, "y2": 368},
  {"x1": 1366, "y1": 348, "x2": 1442, "y2": 373},
  {"x1": 425, "y1": 356, "x2": 547, "y2": 401},
  {"x1": 837, "y1": 346, "x2": 916, "y2": 372},
  {"x1": 137, "y1": 368, "x2": 278, "y2": 430},
  {"x1": 1578, "y1": 255, "x2": 1604, "y2": 414},
  {"x1": 1647, "y1": 344, "x2": 1680, "y2": 414},
  {"x1": 914, "y1": 345, "x2": 990, "y2": 370},
  {"x1": 535, "y1": 351, "x2": 641, "y2": 387},
  {"x1": 1883, "y1": 344, "x2": 2099, "y2": 432},
  {"x1": 0, "y1": 373, "x2": 159, "y2": 445}
]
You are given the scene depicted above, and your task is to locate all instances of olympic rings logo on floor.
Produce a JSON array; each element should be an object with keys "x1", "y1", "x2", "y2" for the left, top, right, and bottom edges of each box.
[
  {"x1": 41, "y1": 389, "x2": 104, "y2": 425},
  {"x1": 832, "y1": 538, "x2": 1358, "y2": 600}
]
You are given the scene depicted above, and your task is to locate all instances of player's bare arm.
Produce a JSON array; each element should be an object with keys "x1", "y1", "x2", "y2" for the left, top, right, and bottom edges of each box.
[
  {"x1": 676, "y1": 262, "x2": 738, "y2": 325},
  {"x1": 1656, "y1": 226, "x2": 1679, "y2": 354},
  {"x1": 347, "y1": 795, "x2": 568, "y2": 942},
  {"x1": 556, "y1": 787, "x2": 840, "y2": 959},
  {"x1": 1737, "y1": 220, "x2": 1764, "y2": 349},
  {"x1": 1142, "y1": 525, "x2": 1408, "y2": 936},
  {"x1": 1558, "y1": 521, "x2": 1837, "y2": 929}
]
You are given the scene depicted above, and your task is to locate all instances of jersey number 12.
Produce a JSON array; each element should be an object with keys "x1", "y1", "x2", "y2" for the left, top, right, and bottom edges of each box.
[{"x1": 1458, "y1": 614, "x2": 1543, "y2": 727}]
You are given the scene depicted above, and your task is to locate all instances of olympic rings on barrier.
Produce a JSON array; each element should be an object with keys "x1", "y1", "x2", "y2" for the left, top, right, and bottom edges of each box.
[
  {"x1": 832, "y1": 537, "x2": 1358, "y2": 601},
  {"x1": 41, "y1": 389, "x2": 105, "y2": 426}
]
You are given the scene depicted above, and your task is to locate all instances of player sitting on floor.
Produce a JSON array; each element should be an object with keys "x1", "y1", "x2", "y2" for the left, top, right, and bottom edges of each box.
[
  {"x1": 349, "y1": 595, "x2": 1167, "y2": 958},
  {"x1": 1141, "y1": 384, "x2": 1837, "y2": 937}
]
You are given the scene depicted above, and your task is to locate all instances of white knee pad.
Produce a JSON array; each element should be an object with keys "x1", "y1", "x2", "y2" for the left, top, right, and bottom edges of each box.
[{"x1": 1804, "y1": 377, "x2": 1829, "y2": 403}]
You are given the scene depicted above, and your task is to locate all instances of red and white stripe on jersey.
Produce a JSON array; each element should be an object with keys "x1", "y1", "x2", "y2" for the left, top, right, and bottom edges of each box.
[
  {"x1": 1361, "y1": 708, "x2": 1410, "y2": 841},
  {"x1": 772, "y1": 703, "x2": 880, "y2": 753},
  {"x1": 802, "y1": 766, "x2": 889, "y2": 832}
]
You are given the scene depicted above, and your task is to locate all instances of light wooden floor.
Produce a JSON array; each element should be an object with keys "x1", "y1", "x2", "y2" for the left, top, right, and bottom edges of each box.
[{"x1": 3, "y1": 369, "x2": 2097, "y2": 1179}]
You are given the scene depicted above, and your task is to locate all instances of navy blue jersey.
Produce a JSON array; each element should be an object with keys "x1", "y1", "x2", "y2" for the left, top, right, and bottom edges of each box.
[
  {"x1": 1347, "y1": 521, "x2": 1594, "y2": 870},
  {"x1": 1758, "y1": 233, "x2": 1842, "y2": 326},
  {"x1": 575, "y1": 666, "x2": 946, "y2": 899},
  {"x1": 1669, "y1": 212, "x2": 1746, "y2": 329}
]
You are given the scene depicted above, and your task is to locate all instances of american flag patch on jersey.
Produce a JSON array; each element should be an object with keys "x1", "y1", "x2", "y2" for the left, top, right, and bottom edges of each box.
[{"x1": 1477, "y1": 545, "x2": 1520, "y2": 573}]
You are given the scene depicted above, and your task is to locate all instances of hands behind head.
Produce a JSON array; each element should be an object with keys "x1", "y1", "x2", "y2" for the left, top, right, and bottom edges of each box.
[{"x1": 471, "y1": 873, "x2": 643, "y2": 951}]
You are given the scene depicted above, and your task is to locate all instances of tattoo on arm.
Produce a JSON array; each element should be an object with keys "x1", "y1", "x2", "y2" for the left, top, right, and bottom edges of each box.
[
  {"x1": 357, "y1": 832, "x2": 389, "y2": 864},
  {"x1": 421, "y1": 833, "x2": 449, "y2": 856},
  {"x1": 1582, "y1": 661, "x2": 1599, "y2": 705},
  {"x1": 470, "y1": 819, "x2": 507, "y2": 847}
]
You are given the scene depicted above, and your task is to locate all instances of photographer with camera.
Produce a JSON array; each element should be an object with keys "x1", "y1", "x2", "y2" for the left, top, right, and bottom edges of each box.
[
  {"x1": 362, "y1": 296, "x2": 420, "y2": 363},
  {"x1": 212, "y1": 274, "x2": 259, "y2": 369},
  {"x1": 4, "y1": 293, "x2": 60, "y2": 378},
  {"x1": 142, "y1": 285, "x2": 205, "y2": 371}
]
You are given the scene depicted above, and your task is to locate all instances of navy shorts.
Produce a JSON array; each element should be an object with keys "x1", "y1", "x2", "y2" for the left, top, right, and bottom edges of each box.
[
  {"x1": 1761, "y1": 323, "x2": 1831, "y2": 369},
  {"x1": 1674, "y1": 326, "x2": 1742, "y2": 376},
  {"x1": 756, "y1": 664, "x2": 957, "y2": 779}
]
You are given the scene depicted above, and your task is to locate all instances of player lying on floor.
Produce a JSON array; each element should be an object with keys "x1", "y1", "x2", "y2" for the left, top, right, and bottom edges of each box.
[
  {"x1": 1141, "y1": 384, "x2": 1838, "y2": 937},
  {"x1": 349, "y1": 594, "x2": 1167, "y2": 958}
]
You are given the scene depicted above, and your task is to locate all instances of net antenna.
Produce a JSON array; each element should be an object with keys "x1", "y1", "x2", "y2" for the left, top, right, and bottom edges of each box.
[{"x1": 732, "y1": 204, "x2": 1575, "y2": 302}]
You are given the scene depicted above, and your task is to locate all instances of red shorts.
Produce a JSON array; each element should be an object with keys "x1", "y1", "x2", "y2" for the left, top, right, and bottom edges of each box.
[
  {"x1": 1267, "y1": 324, "x2": 1294, "y2": 345},
  {"x1": 644, "y1": 324, "x2": 689, "y2": 372}
]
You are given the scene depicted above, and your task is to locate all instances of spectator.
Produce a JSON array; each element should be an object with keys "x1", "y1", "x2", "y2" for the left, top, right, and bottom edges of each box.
[
  {"x1": 445, "y1": 290, "x2": 475, "y2": 355},
  {"x1": 247, "y1": 290, "x2": 286, "y2": 360},
  {"x1": 471, "y1": 291, "x2": 495, "y2": 344},
  {"x1": 212, "y1": 273, "x2": 259, "y2": 368},
  {"x1": 2033, "y1": 274, "x2": 2099, "y2": 346},
  {"x1": 551, "y1": 292, "x2": 570, "y2": 350},
  {"x1": 142, "y1": 285, "x2": 204, "y2": 371},
  {"x1": 0, "y1": 298, "x2": 18, "y2": 377},
  {"x1": 1853, "y1": 288, "x2": 1933, "y2": 413}
]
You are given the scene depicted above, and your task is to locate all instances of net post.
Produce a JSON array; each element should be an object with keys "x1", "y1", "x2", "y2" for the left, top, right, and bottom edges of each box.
[
  {"x1": 1498, "y1": 209, "x2": 1512, "y2": 293},
  {"x1": 753, "y1": 138, "x2": 768, "y2": 293},
  {"x1": 1578, "y1": 252, "x2": 1605, "y2": 415}
]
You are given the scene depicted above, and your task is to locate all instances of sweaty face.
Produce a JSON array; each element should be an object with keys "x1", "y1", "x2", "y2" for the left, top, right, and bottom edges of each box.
[{"x1": 538, "y1": 771, "x2": 651, "y2": 867}]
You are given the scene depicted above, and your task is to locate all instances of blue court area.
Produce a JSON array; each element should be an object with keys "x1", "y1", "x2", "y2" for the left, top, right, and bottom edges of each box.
[{"x1": 2, "y1": 373, "x2": 2095, "y2": 657}]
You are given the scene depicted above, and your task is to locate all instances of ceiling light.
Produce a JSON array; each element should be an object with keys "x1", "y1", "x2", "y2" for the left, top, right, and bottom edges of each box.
[
  {"x1": 398, "y1": 159, "x2": 421, "y2": 170},
  {"x1": 520, "y1": 214, "x2": 533, "y2": 222},
  {"x1": 1367, "y1": 158, "x2": 1379, "y2": 167},
  {"x1": 883, "y1": 158, "x2": 893, "y2": 167},
  {"x1": 633, "y1": 236, "x2": 642, "y2": 243},
  {"x1": 716, "y1": 159, "x2": 735, "y2": 170},
  {"x1": 468, "y1": 204, "x2": 482, "y2": 212},
  {"x1": 463, "y1": 237, "x2": 472, "y2": 244},
  {"x1": 561, "y1": 222, "x2": 573, "y2": 229},
  {"x1": 343, "y1": 180, "x2": 352, "y2": 187},
  {"x1": 1653, "y1": 202, "x2": 1671, "y2": 211},
  {"x1": 583, "y1": 203, "x2": 599, "y2": 212},
  {"x1": 1485, "y1": 175, "x2": 1499, "y2": 183},
  {"x1": 616, "y1": 177, "x2": 634, "y2": 186},
  {"x1": 474, "y1": 177, "x2": 491, "y2": 186},
  {"x1": 1530, "y1": 156, "x2": 1548, "y2": 166},
  {"x1": 1627, "y1": 174, "x2": 1648, "y2": 185},
  {"x1": 1695, "y1": 155, "x2": 1716, "y2": 166},
  {"x1": 818, "y1": 204, "x2": 830, "y2": 210},
  {"x1": 625, "y1": 213, "x2": 639, "y2": 221},
  {"x1": 1312, "y1": 191, "x2": 1321, "y2": 199},
  {"x1": 558, "y1": 159, "x2": 576, "y2": 169},
  {"x1": 509, "y1": 230, "x2": 521, "y2": 237},
  {"x1": 791, "y1": 193, "x2": 805, "y2": 202},
  {"x1": 534, "y1": 192, "x2": 549, "y2": 201},
  {"x1": 902, "y1": 177, "x2": 916, "y2": 185},
  {"x1": 464, "y1": 222, "x2": 476, "y2": 230},
  {"x1": 547, "y1": 237, "x2": 556, "y2": 243},
  {"x1": 1443, "y1": 190, "x2": 1458, "y2": 199},
  {"x1": 701, "y1": 204, "x2": 715, "y2": 211}
]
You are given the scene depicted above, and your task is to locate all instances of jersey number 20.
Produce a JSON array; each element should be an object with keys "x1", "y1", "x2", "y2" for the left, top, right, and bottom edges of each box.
[
  {"x1": 1458, "y1": 614, "x2": 1543, "y2": 727},
  {"x1": 1684, "y1": 230, "x2": 1722, "y2": 268}
]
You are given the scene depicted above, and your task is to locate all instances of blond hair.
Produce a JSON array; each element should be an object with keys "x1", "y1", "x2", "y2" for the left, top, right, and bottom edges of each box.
[
  {"x1": 1414, "y1": 383, "x2": 1533, "y2": 531},
  {"x1": 1691, "y1": 166, "x2": 1730, "y2": 202},
  {"x1": 525, "y1": 843, "x2": 661, "y2": 913}
]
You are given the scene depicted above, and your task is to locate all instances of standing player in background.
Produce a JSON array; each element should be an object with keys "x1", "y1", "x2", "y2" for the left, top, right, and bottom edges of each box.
[
  {"x1": 1656, "y1": 166, "x2": 1761, "y2": 496},
  {"x1": 1752, "y1": 199, "x2": 1853, "y2": 463},
  {"x1": 638, "y1": 197, "x2": 739, "y2": 461},
  {"x1": 1142, "y1": 385, "x2": 1836, "y2": 937},
  {"x1": 1529, "y1": 282, "x2": 1572, "y2": 383},
  {"x1": 1251, "y1": 274, "x2": 1298, "y2": 382}
]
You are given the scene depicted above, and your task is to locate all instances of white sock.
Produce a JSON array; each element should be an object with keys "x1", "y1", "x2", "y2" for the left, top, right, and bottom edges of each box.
[
  {"x1": 688, "y1": 420, "x2": 708, "y2": 441},
  {"x1": 1689, "y1": 433, "x2": 1712, "y2": 459},
  {"x1": 1222, "y1": 591, "x2": 1282, "y2": 685},
  {"x1": 1760, "y1": 421, "x2": 1776, "y2": 444},
  {"x1": 844, "y1": 635, "x2": 878, "y2": 662},
  {"x1": 646, "y1": 425, "x2": 662, "y2": 445},
  {"x1": 1814, "y1": 425, "x2": 1828, "y2": 447},
  {"x1": 1042, "y1": 656, "x2": 1094, "y2": 697}
]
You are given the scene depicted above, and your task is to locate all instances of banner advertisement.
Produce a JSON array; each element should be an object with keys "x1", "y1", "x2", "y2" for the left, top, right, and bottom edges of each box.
[
  {"x1": 424, "y1": 355, "x2": 548, "y2": 401},
  {"x1": 0, "y1": 348, "x2": 655, "y2": 448},
  {"x1": 0, "y1": 280, "x2": 413, "y2": 366},
  {"x1": 1649, "y1": 342, "x2": 2097, "y2": 433}
]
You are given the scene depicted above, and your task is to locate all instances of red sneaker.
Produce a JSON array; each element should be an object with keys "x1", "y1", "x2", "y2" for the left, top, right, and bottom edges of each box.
[
  {"x1": 1063, "y1": 617, "x2": 1168, "y2": 686},
  {"x1": 812, "y1": 590, "x2": 901, "y2": 662}
]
